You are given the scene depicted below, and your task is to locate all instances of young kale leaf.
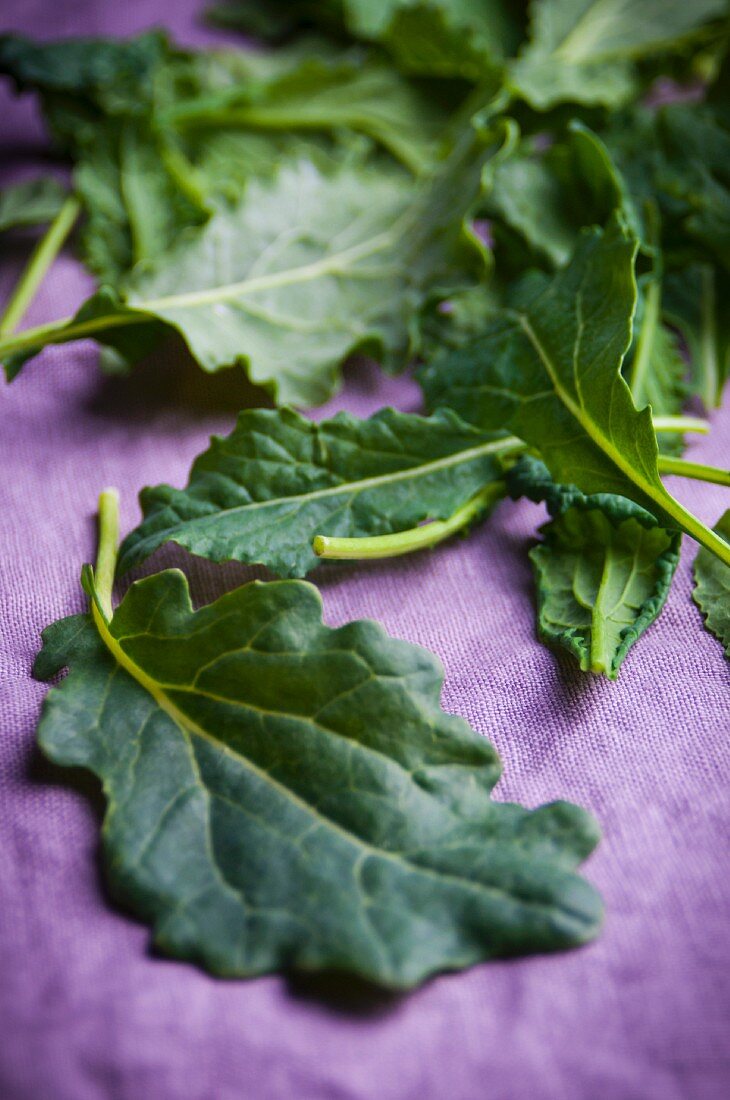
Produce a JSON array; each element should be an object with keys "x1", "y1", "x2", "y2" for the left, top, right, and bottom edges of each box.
[
  {"x1": 117, "y1": 407, "x2": 513, "y2": 578},
  {"x1": 35, "y1": 492, "x2": 602, "y2": 988},
  {"x1": 1, "y1": 123, "x2": 509, "y2": 405},
  {"x1": 509, "y1": 0, "x2": 727, "y2": 110},
  {"x1": 508, "y1": 456, "x2": 680, "y2": 678},
  {"x1": 693, "y1": 510, "x2": 730, "y2": 657},
  {"x1": 418, "y1": 218, "x2": 730, "y2": 564},
  {"x1": 484, "y1": 121, "x2": 640, "y2": 268}
]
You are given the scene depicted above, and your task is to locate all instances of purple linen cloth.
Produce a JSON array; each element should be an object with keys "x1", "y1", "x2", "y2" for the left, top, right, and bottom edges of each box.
[{"x1": 0, "y1": 3, "x2": 728, "y2": 1098}]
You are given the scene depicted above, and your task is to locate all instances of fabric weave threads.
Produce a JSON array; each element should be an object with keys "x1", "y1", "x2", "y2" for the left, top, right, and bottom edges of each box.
[{"x1": 0, "y1": 2, "x2": 728, "y2": 1098}]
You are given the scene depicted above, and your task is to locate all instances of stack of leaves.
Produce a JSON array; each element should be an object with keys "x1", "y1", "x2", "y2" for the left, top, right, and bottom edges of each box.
[{"x1": 1, "y1": 0, "x2": 729, "y2": 988}]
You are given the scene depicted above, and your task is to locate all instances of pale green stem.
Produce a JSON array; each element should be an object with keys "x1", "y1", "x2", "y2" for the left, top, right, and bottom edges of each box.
[
  {"x1": 700, "y1": 265, "x2": 719, "y2": 409},
  {"x1": 95, "y1": 488, "x2": 120, "y2": 622},
  {"x1": 652, "y1": 415, "x2": 708, "y2": 436},
  {"x1": 628, "y1": 275, "x2": 660, "y2": 403},
  {"x1": 0, "y1": 195, "x2": 80, "y2": 337},
  {"x1": 657, "y1": 456, "x2": 730, "y2": 488},
  {"x1": 313, "y1": 482, "x2": 505, "y2": 562}
]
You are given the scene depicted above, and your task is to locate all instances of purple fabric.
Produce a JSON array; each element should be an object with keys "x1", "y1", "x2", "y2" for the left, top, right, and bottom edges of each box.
[{"x1": 1, "y1": 3, "x2": 729, "y2": 1098}]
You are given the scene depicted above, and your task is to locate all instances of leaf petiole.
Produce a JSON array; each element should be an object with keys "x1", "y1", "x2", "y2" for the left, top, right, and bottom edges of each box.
[
  {"x1": 94, "y1": 488, "x2": 120, "y2": 622},
  {"x1": 657, "y1": 456, "x2": 730, "y2": 488},
  {"x1": 652, "y1": 415, "x2": 708, "y2": 436},
  {"x1": 313, "y1": 481, "x2": 505, "y2": 562},
  {"x1": 0, "y1": 195, "x2": 80, "y2": 337}
]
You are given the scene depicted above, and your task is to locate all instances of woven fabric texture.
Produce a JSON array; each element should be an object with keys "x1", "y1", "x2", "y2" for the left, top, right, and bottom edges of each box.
[{"x1": 0, "y1": 3, "x2": 728, "y2": 1098}]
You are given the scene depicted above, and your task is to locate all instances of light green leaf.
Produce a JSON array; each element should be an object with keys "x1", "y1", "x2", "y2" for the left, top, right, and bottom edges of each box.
[
  {"x1": 0, "y1": 177, "x2": 68, "y2": 232},
  {"x1": 664, "y1": 264, "x2": 730, "y2": 409},
  {"x1": 693, "y1": 510, "x2": 730, "y2": 657},
  {"x1": 73, "y1": 121, "x2": 210, "y2": 284},
  {"x1": 166, "y1": 53, "x2": 454, "y2": 177},
  {"x1": 419, "y1": 219, "x2": 730, "y2": 564},
  {"x1": 35, "y1": 505, "x2": 602, "y2": 988},
  {"x1": 117, "y1": 406, "x2": 512, "y2": 577},
  {"x1": 507, "y1": 456, "x2": 680, "y2": 678},
  {"x1": 509, "y1": 0, "x2": 727, "y2": 109},
  {"x1": 627, "y1": 278, "x2": 688, "y2": 456},
  {"x1": 2, "y1": 124, "x2": 508, "y2": 405}
]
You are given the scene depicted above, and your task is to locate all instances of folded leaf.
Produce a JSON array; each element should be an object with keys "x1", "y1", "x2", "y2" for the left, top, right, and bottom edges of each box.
[
  {"x1": 509, "y1": 0, "x2": 727, "y2": 109},
  {"x1": 118, "y1": 406, "x2": 512, "y2": 577},
  {"x1": 419, "y1": 219, "x2": 728, "y2": 561},
  {"x1": 485, "y1": 122, "x2": 640, "y2": 268},
  {"x1": 0, "y1": 177, "x2": 68, "y2": 232},
  {"x1": 693, "y1": 510, "x2": 730, "y2": 657},
  {"x1": 508, "y1": 456, "x2": 680, "y2": 678},
  {"x1": 3, "y1": 124, "x2": 508, "y2": 405},
  {"x1": 35, "y1": 557, "x2": 602, "y2": 988},
  {"x1": 167, "y1": 53, "x2": 454, "y2": 177}
]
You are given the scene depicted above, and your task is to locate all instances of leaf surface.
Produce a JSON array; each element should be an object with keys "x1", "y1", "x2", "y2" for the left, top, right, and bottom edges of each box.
[
  {"x1": 3, "y1": 125, "x2": 507, "y2": 405},
  {"x1": 508, "y1": 456, "x2": 680, "y2": 678},
  {"x1": 419, "y1": 219, "x2": 712, "y2": 546},
  {"x1": 35, "y1": 566, "x2": 602, "y2": 988},
  {"x1": 509, "y1": 0, "x2": 727, "y2": 109},
  {"x1": 118, "y1": 406, "x2": 510, "y2": 577},
  {"x1": 693, "y1": 510, "x2": 730, "y2": 657}
]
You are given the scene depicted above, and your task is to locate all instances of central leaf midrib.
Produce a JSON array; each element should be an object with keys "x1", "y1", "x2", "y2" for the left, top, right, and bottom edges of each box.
[
  {"x1": 132, "y1": 436, "x2": 520, "y2": 548},
  {"x1": 511, "y1": 310, "x2": 668, "y2": 510},
  {"x1": 89, "y1": 598, "x2": 574, "y2": 916}
]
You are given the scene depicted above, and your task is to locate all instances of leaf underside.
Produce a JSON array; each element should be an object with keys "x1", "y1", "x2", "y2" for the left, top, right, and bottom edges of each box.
[
  {"x1": 35, "y1": 570, "x2": 602, "y2": 988},
  {"x1": 693, "y1": 510, "x2": 730, "y2": 657},
  {"x1": 508, "y1": 457, "x2": 681, "y2": 678}
]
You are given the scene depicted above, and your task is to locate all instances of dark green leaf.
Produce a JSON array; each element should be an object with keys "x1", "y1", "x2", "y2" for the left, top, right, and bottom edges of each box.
[
  {"x1": 35, "y1": 565, "x2": 602, "y2": 988},
  {"x1": 418, "y1": 219, "x2": 722, "y2": 553},
  {"x1": 208, "y1": 0, "x2": 523, "y2": 79},
  {"x1": 485, "y1": 122, "x2": 640, "y2": 268},
  {"x1": 0, "y1": 30, "x2": 171, "y2": 118},
  {"x1": 118, "y1": 406, "x2": 510, "y2": 577},
  {"x1": 693, "y1": 510, "x2": 730, "y2": 656},
  {"x1": 664, "y1": 263, "x2": 730, "y2": 409},
  {"x1": 0, "y1": 177, "x2": 68, "y2": 232},
  {"x1": 508, "y1": 456, "x2": 680, "y2": 678}
]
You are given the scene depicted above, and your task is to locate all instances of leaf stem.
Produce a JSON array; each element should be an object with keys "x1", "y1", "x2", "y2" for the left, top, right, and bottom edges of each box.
[
  {"x1": 657, "y1": 456, "x2": 730, "y2": 487},
  {"x1": 652, "y1": 415, "x2": 708, "y2": 436},
  {"x1": 313, "y1": 482, "x2": 505, "y2": 562},
  {"x1": 0, "y1": 195, "x2": 80, "y2": 337},
  {"x1": 95, "y1": 488, "x2": 120, "y2": 622}
]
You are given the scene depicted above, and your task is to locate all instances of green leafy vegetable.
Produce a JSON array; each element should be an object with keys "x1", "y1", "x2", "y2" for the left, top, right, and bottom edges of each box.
[
  {"x1": 35, "y1": 491, "x2": 602, "y2": 988},
  {"x1": 165, "y1": 52, "x2": 453, "y2": 177},
  {"x1": 508, "y1": 456, "x2": 680, "y2": 677},
  {"x1": 1, "y1": 123, "x2": 509, "y2": 405},
  {"x1": 664, "y1": 264, "x2": 729, "y2": 409},
  {"x1": 419, "y1": 219, "x2": 730, "y2": 565},
  {"x1": 117, "y1": 406, "x2": 514, "y2": 577},
  {"x1": 693, "y1": 510, "x2": 730, "y2": 656},
  {"x1": 209, "y1": 0, "x2": 523, "y2": 79},
  {"x1": 484, "y1": 121, "x2": 640, "y2": 268},
  {"x1": 509, "y1": 0, "x2": 727, "y2": 109},
  {"x1": 0, "y1": 177, "x2": 68, "y2": 232}
]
